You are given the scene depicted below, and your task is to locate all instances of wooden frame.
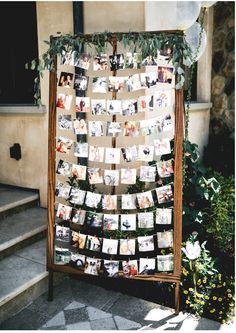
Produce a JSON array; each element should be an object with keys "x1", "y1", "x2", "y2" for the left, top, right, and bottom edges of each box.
[{"x1": 47, "y1": 32, "x2": 184, "y2": 313}]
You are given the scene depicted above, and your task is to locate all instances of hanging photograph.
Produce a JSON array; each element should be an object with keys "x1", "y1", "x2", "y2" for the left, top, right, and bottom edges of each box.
[
  {"x1": 73, "y1": 117, "x2": 88, "y2": 135},
  {"x1": 156, "y1": 159, "x2": 174, "y2": 178},
  {"x1": 138, "y1": 145, "x2": 154, "y2": 162},
  {"x1": 156, "y1": 208, "x2": 172, "y2": 225},
  {"x1": 138, "y1": 95, "x2": 154, "y2": 112},
  {"x1": 86, "y1": 211, "x2": 103, "y2": 228},
  {"x1": 104, "y1": 170, "x2": 120, "y2": 186},
  {"x1": 56, "y1": 160, "x2": 72, "y2": 177},
  {"x1": 119, "y1": 239, "x2": 136, "y2": 255},
  {"x1": 87, "y1": 167, "x2": 103, "y2": 184},
  {"x1": 125, "y1": 52, "x2": 142, "y2": 69},
  {"x1": 61, "y1": 50, "x2": 76, "y2": 66},
  {"x1": 155, "y1": 184, "x2": 174, "y2": 204},
  {"x1": 157, "y1": 254, "x2": 174, "y2": 272},
  {"x1": 56, "y1": 203, "x2": 72, "y2": 221},
  {"x1": 106, "y1": 122, "x2": 122, "y2": 137},
  {"x1": 74, "y1": 74, "x2": 88, "y2": 91},
  {"x1": 92, "y1": 77, "x2": 107, "y2": 93},
  {"x1": 137, "y1": 190, "x2": 154, "y2": 209},
  {"x1": 139, "y1": 258, "x2": 156, "y2": 275},
  {"x1": 154, "y1": 138, "x2": 171, "y2": 156},
  {"x1": 157, "y1": 230, "x2": 173, "y2": 248},
  {"x1": 108, "y1": 76, "x2": 125, "y2": 93},
  {"x1": 91, "y1": 99, "x2": 107, "y2": 115},
  {"x1": 138, "y1": 212, "x2": 154, "y2": 229},
  {"x1": 105, "y1": 148, "x2": 120, "y2": 164},
  {"x1": 55, "y1": 182, "x2": 71, "y2": 199},
  {"x1": 140, "y1": 165, "x2": 156, "y2": 182},
  {"x1": 141, "y1": 55, "x2": 157, "y2": 66},
  {"x1": 102, "y1": 194, "x2": 117, "y2": 210},
  {"x1": 76, "y1": 52, "x2": 91, "y2": 70},
  {"x1": 121, "y1": 99, "x2": 138, "y2": 116},
  {"x1": 58, "y1": 72, "x2": 74, "y2": 88},
  {"x1": 86, "y1": 235, "x2": 102, "y2": 252},
  {"x1": 139, "y1": 119, "x2": 156, "y2": 136},
  {"x1": 74, "y1": 142, "x2": 89, "y2": 158},
  {"x1": 154, "y1": 90, "x2": 171, "y2": 108},
  {"x1": 56, "y1": 93, "x2": 73, "y2": 110},
  {"x1": 102, "y1": 238, "x2": 119, "y2": 255},
  {"x1": 55, "y1": 225, "x2": 70, "y2": 242},
  {"x1": 122, "y1": 260, "x2": 138, "y2": 278},
  {"x1": 125, "y1": 74, "x2": 141, "y2": 92},
  {"x1": 71, "y1": 164, "x2": 87, "y2": 180},
  {"x1": 157, "y1": 66, "x2": 174, "y2": 84},
  {"x1": 56, "y1": 136, "x2": 73, "y2": 154},
  {"x1": 123, "y1": 121, "x2": 139, "y2": 137},
  {"x1": 84, "y1": 257, "x2": 101, "y2": 276},
  {"x1": 103, "y1": 260, "x2": 119, "y2": 278},
  {"x1": 58, "y1": 114, "x2": 73, "y2": 131},
  {"x1": 109, "y1": 53, "x2": 125, "y2": 71},
  {"x1": 120, "y1": 168, "x2": 137, "y2": 185},
  {"x1": 121, "y1": 193, "x2": 136, "y2": 210},
  {"x1": 71, "y1": 208, "x2": 86, "y2": 225},
  {"x1": 140, "y1": 72, "x2": 157, "y2": 89},
  {"x1": 120, "y1": 214, "x2": 136, "y2": 231},
  {"x1": 70, "y1": 253, "x2": 86, "y2": 269},
  {"x1": 121, "y1": 146, "x2": 138, "y2": 163},
  {"x1": 156, "y1": 114, "x2": 172, "y2": 133},
  {"x1": 71, "y1": 231, "x2": 87, "y2": 250},
  {"x1": 69, "y1": 188, "x2": 86, "y2": 205},
  {"x1": 85, "y1": 191, "x2": 102, "y2": 209},
  {"x1": 88, "y1": 121, "x2": 104, "y2": 137},
  {"x1": 75, "y1": 96, "x2": 90, "y2": 112},
  {"x1": 107, "y1": 100, "x2": 122, "y2": 115},
  {"x1": 88, "y1": 145, "x2": 104, "y2": 163},
  {"x1": 55, "y1": 247, "x2": 71, "y2": 265},
  {"x1": 137, "y1": 235, "x2": 155, "y2": 252},
  {"x1": 93, "y1": 53, "x2": 108, "y2": 71},
  {"x1": 103, "y1": 214, "x2": 119, "y2": 231}
]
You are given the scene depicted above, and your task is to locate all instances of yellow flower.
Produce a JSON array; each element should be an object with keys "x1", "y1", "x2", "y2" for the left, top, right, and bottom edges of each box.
[
  {"x1": 227, "y1": 289, "x2": 231, "y2": 293},
  {"x1": 218, "y1": 298, "x2": 222, "y2": 302},
  {"x1": 186, "y1": 300, "x2": 190, "y2": 304},
  {"x1": 213, "y1": 296, "x2": 217, "y2": 300},
  {"x1": 229, "y1": 303, "x2": 234, "y2": 307},
  {"x1": 183, "y1": 290, "x2": 188, "y2": 295},
  {"x1": 223, "y1": 282, "x2": 226, "y2": 286},
  {"x1": 197, "y1": 279, "x2": 201, "y2": 285},
  {"x1": 219, "y1": 311, "x2": 223, "y2": 314},
  {"x1": 228, "y1": 294, "x2": 232, "y2": 298},
  {"x1": 210, "y1": 309, "x2": 216, "y2": 313},
  {"x1": 205, "y1": 295, "x2": 210, "y2": 300},
  {"x1": 189, "y1": 288, "x2": 194, "y2": 292},
  {"x1": 212, "y1": 284, "x2": 216, "y2": 288},
  {"x1": 200, "y1": 301, "x2": 205, "y2": 305}
]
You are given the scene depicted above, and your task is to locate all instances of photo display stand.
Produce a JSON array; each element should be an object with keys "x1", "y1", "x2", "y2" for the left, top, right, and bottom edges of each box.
[{"x1": 47, "y1": 31, "x2": 184, "y2": 313}]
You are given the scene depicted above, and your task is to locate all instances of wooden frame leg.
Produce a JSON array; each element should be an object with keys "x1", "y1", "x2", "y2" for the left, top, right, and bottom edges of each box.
[
  {"x1": 175, "y1": 281, "x2": 180, "y2": 314},
  {"x1": 48, "y1": 270, "x2": 54, "y2": 301}
]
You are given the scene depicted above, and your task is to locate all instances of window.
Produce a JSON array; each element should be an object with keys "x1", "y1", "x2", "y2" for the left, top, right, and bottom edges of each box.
[{"x1": 0, "y1": 2, "x2": 38, "y2": 105}]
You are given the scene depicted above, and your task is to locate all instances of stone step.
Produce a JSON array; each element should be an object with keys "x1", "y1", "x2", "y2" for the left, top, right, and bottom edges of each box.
[
  {"x1": 0, "y1": 207, "x2": 47, "y2": 259},
  {"x1": 0, "y1": 184, "x2": 39, "y2": 218}
]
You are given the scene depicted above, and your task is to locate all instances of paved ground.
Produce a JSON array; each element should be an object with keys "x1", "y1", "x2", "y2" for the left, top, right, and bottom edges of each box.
[{"x1": 0, "y1": 275, "x2": 232, "y2": 330}]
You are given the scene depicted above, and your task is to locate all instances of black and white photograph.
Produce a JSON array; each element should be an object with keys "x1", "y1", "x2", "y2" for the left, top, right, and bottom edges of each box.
[
  {"x1": 103, "y1": 214, "x2": 119, "y2": 231},
  {"x1": 86, "y1": 211, "x2": 103, "y2": 228},
  {"x1": 102, "y1": 194, "x2": 117, "y2": 210},
  {"x1": 55, "y1": 247, "x2": 71, "y2": 265},
  {"x1": 140, "y1": 165, "x2": 156, "y2": 182},
  {"x1": 74, "y1": 142, "x2": 89, "y2": 158},
  {"x1": 119, "y1": 239, "x2": 136, "y2": 255},
  {"x1": 105, "y1": 148, "x2": 120, "y2": 164},
  {"x1": 157, "y1": 230, "x2": 173, "y2": 248},
  {"x1": 138, "y1": 145, "x2": 154, "y2": 162},
  {"x1": 137, "y1": 235, "x2": 155, "y2": 252},
  {"x1": 84, "y1": 257, "x2": 101, "y2": 276},
  {"x1": 56, "y1": 136, "x2": 73, "y2": 154},
  {"x1": 85, "y1": 191, "x2": 102, "y2": 209},
  {"x1": 71, "y1": 164, "x2": 87, "y2": 180},
  {"x1": 156, "y1": 114, "x2": 172, "y2": 133},
  {"x1": 93, "y1": 53, "x2": 108, "y2": 71},
  {"x1": 157, "y1": 66, "x2": 174, "y2": 84},
  {"x1": 137, "y1": 190, "x2": 154, "y2": 209},
  {"x1": 141, "y1": 55, "x2": 157, "y2": 66},
  {"x1": 103, "y1": 260, "x2": 119, "y2": 277},
  {"x1": 155, "y1": 208, "x2": 172, "y2": 225},
  {"x1": 104, "y1": 170, "x2": 120, "y2": 186},
  {"x1": 55, "y1": 182, "x2": 71, "y2": 199},
  {"x1": 138, "y1": 95, "x2": 154, "y2": 112},
  {"x1": 108, "y1": 76, "x2": 125, "y2": 93},
  {"x1": 86, "y1": 235, "x2": 102, "y2": 252},
  {"x1": 74, "y1": 74, "x2": 88, "y2": 91},
  {"x1": 138, "y1": 212, "x2": 154, "y2": 229},
  {"x1": 154, "y1": 90, "x2": 171, "y2": 108},
  {"x1": 156, "y1": 159, "x2": 174, "y2": 178},
  {"x1": 121, "y1": 99, "x2": 138, "y2": 116},
  {"x1": 157, "y1": 254, "x2": 174, "y2": 272},
  {"x1": 120, "y1": 214, "x2": 136, "y2": 231},
  {"x1": 71, "y1": 208, "x2": 86, "y2": 225},
  {"x1": 75, "y1": 96, "x2": 90, "y2": 112},
  {"x1": 92, "y1": 77, "x2": 107, "y2": 93},
  {"x1": 58, "y1": 114, "x2": 73, "y2": 130},
  {"x1": 77, "y1": 52, "x2": 91, "y2": 70},
  {"x1": 88, "y1": 121, "x2": 104, "y2": 137},
  {"x1": 69, "y1": 188, "x2": 86, "y2": 205},
  {"x1": 70, "y1": 253, "x2": 86, "y2": 269},
  {"x1": 121, "y1": 145, "x2": 138, "y2": 163},
  {"x1": 73, "y1": 117, "x2": 88, "y2": 135},
  {"x1": 154, "y1": 138, "x2": 171, "y2": 156},
  {"x1": 109, "y1": 53, "x2": 125, "y2": 71},
  {"x1": 87, "y1": 167, "x2": 103, "y2": 184},
  {"x1": 107, "y1": 100, "x2": 122, "y2": 115},
  {"x1": 120, "y1": 168, "x2": 137, "y2": 185},
  {"x1": 56, "y1": 93, "x2": 73, "y2": 110},
  {"x1": 106, "y1": 122, "x2": 122, "y2": 137},
  {"x1": 58, "y1": 72, "x2": 74, "y2": 88},
  {"x1": 125, "y1": 74, "x2": 141, "y2": 92},
  {"x1": 71, "y1": 231, "x2": 87, "y2": 250},
  {"x1": 123, "y1": 121, "x2": 139, "y2": 137},
  {"x1": 61, "y1": 50, "x2": 76, "y2": 66},
  {"x1": 102, "y1": 238, "x2": 119, "y2": 255},
  {"x1": 56, "y1": 160, "x2": 72, "y2": 177},
  {"x1": 155, "y1": 184, "x2": 174, "y2": 204},
  {"x1": 56, "y1": 203, "x2": 72, "y2": 220},
  {"x1": 55, "y1": 225, "x2": 70, "y2": 242},
  {"x1": 140, "y1": 72, "x2": 157, "y2": 88},
  {"x1": 139, "y1": 119, "x2": 156, "y2": 136},
  {"x1": 122, "y1": 260, "x2": 138, "y2": 278},
  {"x1": 121, "y1": 193, "x2": 136, "y2": 210},
  {"x1": 91, "y1": 99, "x2": 107, "y2": 115},
  {"x1": 139, "y1": 258, "x2": 156, "y2": 275},
  {"x1": 125, "y1": 52, "x2": 142, "y2": 69},
  {"x1": 88, "y1": 145, "x2": 104, "y2": 163}
]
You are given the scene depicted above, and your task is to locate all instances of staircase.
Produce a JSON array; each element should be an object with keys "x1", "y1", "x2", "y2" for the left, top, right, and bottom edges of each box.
[{"x1": 0, "y1": 184, "x2": 49, "y2": 323}]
